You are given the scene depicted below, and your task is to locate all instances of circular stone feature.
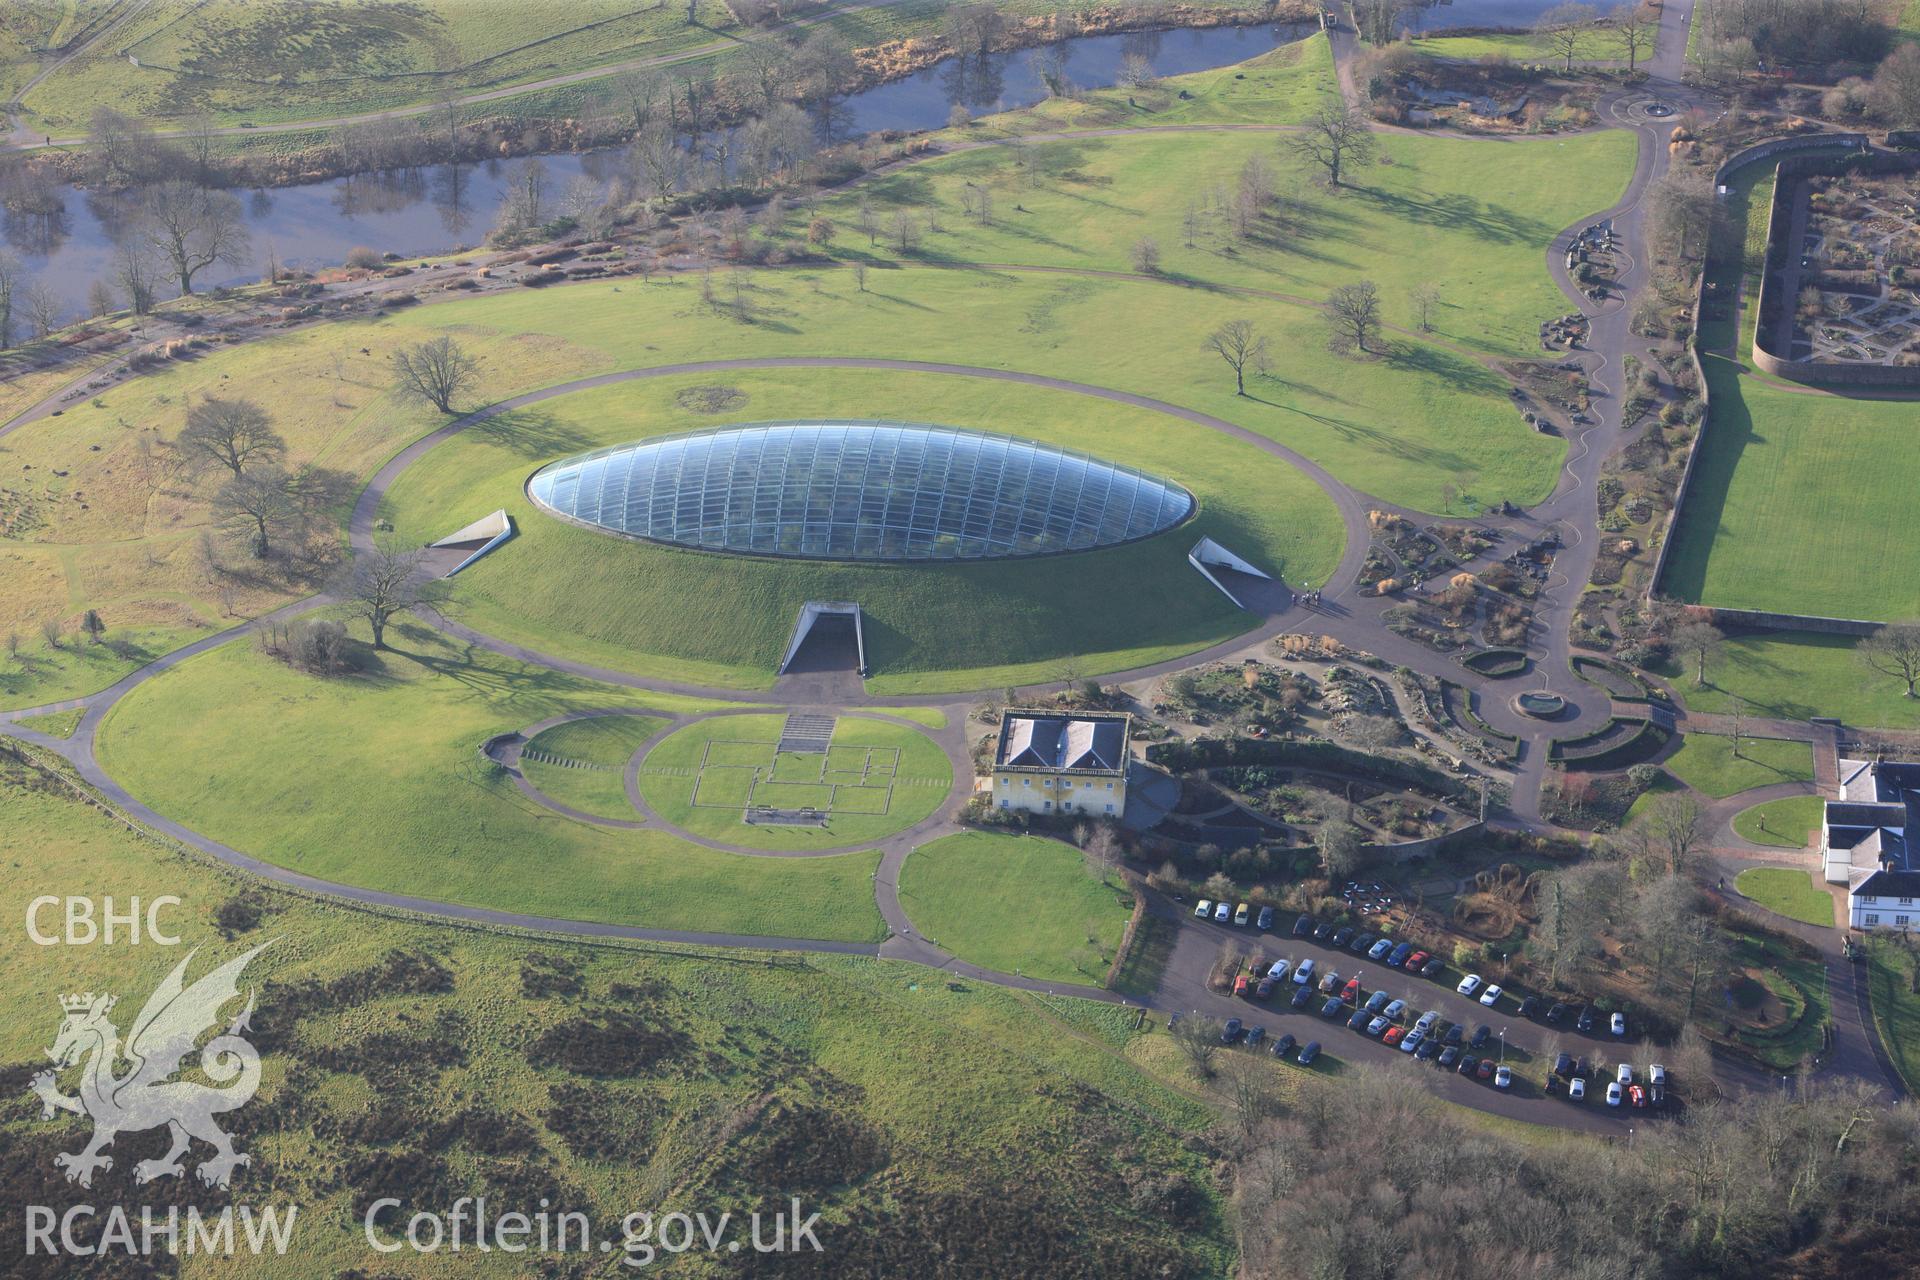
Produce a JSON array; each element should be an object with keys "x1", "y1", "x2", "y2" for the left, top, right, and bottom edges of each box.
[
  {"x1": 526, "y1": 421, "x2": 1195, "y2": 562},
  {"x1": 1513, "y1": 690, "x2": 1568, "y2": 719}
]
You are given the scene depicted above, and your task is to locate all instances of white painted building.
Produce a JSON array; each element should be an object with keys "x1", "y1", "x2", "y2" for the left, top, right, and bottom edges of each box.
[{"x1": 1823, "y1": 759, "x2": 1920, "y2": 930}]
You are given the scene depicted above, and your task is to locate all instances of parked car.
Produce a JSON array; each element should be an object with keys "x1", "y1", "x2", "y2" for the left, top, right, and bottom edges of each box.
[
  {"x1": 1649, "y1": 1063, "x2": 1668, "y2": 1088},
  {"x1": 1470, "y1": 1024, "x2": 1492, "y2": 1050},
  {"x1": 1553, "y1": 1052, "x2": 1575, "y2": 1078},
  {"x1": 1321, "y1": 997, "x2": 1347, "y2": 1019},
  {"x1": 1255, "y1": 978, "x2": 1277, "y2": 1000},
  {"x1": 1605, "y1": 1081, "x2": 1623, "y2": 1108},
  {"x1": 1257, "y1": 906, "x2": 1276, "y2": 931},
  {"x1": 1248, "y1": 1025, "x2": 1267, "y2": 1047},
  {"x1": 1546, "y1": 1002, "x2": 1568, "y2": 1025},
  {"x1": 1419, "y1": 1038, "x2": 1444, "y2": 1061},
  {"x1": 1268, "y1": 959, "x2": 1292, "y2": 981},
  {"x1": 1611, "y1": 1011, "x2": 1628, "y2": 1037},
  {"x1": 1341, "y1": 977, "x2": 1363, "y2": 1004},
  {"x1": 1317, "y1": 969, "x2": 1342, "y2": 994},
  {"x1": 1457, "y1": 974, "x2": 1484, "y2": 998},
  {"x1": 1441, "y1": 1023, "x2": 1464, "y2": 1047},
  {"x1": 1576, "y1": 1005, "x2": 1597, "y2": 1033},
  {"x1": 1367, "y1": 1016, "x2": 1392, "y2": 1037},
  {"x1": 1406, "y1": 950, "x2": 1430, "y2": 970},
  {"x1": 1214, "y1": 902, "x2": 1232, "y2": 923},
  {"x1": 1233, "y1": 975, "x2": 1250, "y2": 998},
  {"x1": 1293, "y1": 915, "x2": 1314, "y2": 937},
  {"x1": 1437, "y1": 1046, "x2": 1461, "y2": 1069},
  {"x1": 1476, "y1": 1059, "x2": 1496, "y2": 1081},
  {"x1": 1313, "y1": 921, "x2": 1336, "y2": 942},
  {"x1": 1629, "y1": 1084, "x2": 1647, "y2": 1108},
  {"x1": 1519, "y1": 995, "x2": 1542, "y2": 1019},
  {"x1": 1457, "y1": 1054, "x2": 1479, "y2": 1076},
  {"x1": 1222, "y1": 1018, "x2": 1244, "y2": 1043},
  {"x1": 1479, "y1": 984, "x2": 1504, "y2": 1007},
  {"x1": 1297, "y1": 1041, "x2": 1321, "y2": 1065},
  {"x1": 1365, "y1": 990, "x2": 1391, "y2": 1014},
  {"x1": 1388, "y1": 942, "x2": 1414, "y2": 967},
  {"x1": 1234, "y1": 902, "x2": 1251, "y2": 927},
  {"x1": 1272, "y1": 1032, "x2": 1297, "y2": 1058},
  {"x1": 1568, "y1": 1076, "x2": 1587, "y2": 1102},
  {"x1": 1419, "y1": 957, "x2": 1444, "y2": 979},
  {"x1": 1383, "y1": 1026, "x2": 1407, "y2": 1047},
  {"x1": 1400, "y1": 1030, "x2": 1424, "y2": 1054},
  {"x1": 1414, "y1": 1010, "x2": 1440, "y2": 1036},
  {"x1": 1347, "y1": 1009, "x2": 1372, "y2": 1031},
  {"x1": 1383, "y1": 999, "x2": 1408, "y2": 1022},
  {"x1": 1368, "y1": 938, "x2": 1394, "y2": 960},
  {"x1": 1248, "y1": 955, "x2": 1267, "y2": 975},
  {"x1": 1349, "y1": 932, "x2": 1375, "y2": 955},
  {"x1": 1330, "y1": 926, "x2": 1355, "y2": 948},
  {"x1": 1290, "y1": 984, "x2": 1316, "y2": 1009},
  {"x1": 1293, "y1": 958, "x2": 1316, "y2": 985},
  {"x1": 1194, "y1": 899, "x2": 1213, "y2": 919},
  {"x1": 1494, "y1": 1065, "x2": 1512, "y2": 1089},
  {"x1": 1617, "y1": 1062, "x2": 1633, "y2": 1085}
]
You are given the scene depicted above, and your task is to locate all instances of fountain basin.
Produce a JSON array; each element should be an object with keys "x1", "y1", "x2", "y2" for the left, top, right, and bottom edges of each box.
[{"x1": 1513, "y1": 690, "x2": 1568, "y2": 720}]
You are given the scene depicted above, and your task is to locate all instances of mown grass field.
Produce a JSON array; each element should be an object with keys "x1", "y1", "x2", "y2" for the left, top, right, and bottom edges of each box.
[
  {"x1": 809, "y1": 122, "x2": 1635, "y2": 359},
  {"x1": 519, "y1": 712, "x2": 666, "y2": 820},
  {"x1": 95, "y1": 630, "x2": 891, "y2": 941},
  {"x1": 1405, "y1": 25, "x2": 1631, "y2": 63},
  {"x1": 1866, "y1": 935, "x2": 1920, "y2": 1093},
  {"x1": 1662, "y1": 732, "x2": 1813, "y2": 798},
  {"x1": 1733, "y1": 794, "x2": 1825, "y2": 848},
  {"x1": 635, "y1": 712, "x2": 951, "y2": 849},
  {"x1": 384, "y1": 363, "x2": 1344, "y2": 692},
  {"x1": 0, "y1": 753, "x2": 1232, "y2": 1276},
  {"x1": 1657, "y1": 630, "x2": 1920, "y2": 730},
  {"x1": 1734, "y1": 867, "x2": 1835, "y2": 927},
  {"x1": 897, "y1": 831, "x2": 1133, "y2": 985}
]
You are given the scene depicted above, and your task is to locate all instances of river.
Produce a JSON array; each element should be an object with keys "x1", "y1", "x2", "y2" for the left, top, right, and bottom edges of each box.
[{"x1": 9, "y1": 21, "x2": 1307, "y2": 324}]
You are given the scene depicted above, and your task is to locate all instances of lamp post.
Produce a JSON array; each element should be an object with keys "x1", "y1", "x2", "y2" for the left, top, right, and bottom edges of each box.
[{"x1": 1499, "y1": 1027, "x2": 1508, "y2": 1064}]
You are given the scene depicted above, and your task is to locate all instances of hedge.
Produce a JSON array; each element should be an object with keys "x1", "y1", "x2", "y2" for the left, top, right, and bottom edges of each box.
[
  {"x1": 1146, "y1": 736, "x2": 1463, "y2": 797},
  {"x1": 1570, "y1": 654, "x2": 1659, "y2": 703},
  {"x1": 1461, "y1": 648, "x2": 1531, "y2": 678},
  {"x1": 1549, "y1": 718, "x2": 1672, "y2": 770}
]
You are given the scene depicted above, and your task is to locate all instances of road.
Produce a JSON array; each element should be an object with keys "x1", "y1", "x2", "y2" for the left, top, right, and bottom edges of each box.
[{"x1": 1, "y1": 0, "x2": 1907, "y2": 1124}]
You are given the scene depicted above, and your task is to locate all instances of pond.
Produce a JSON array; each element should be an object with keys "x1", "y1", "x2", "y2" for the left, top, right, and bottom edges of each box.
[
  {"x1": 1399, "y1": 0, "x2": 1567, "y2": 34},
  {"x1": 8, "y1": 21, "x2": 1306, "y2": 324}
]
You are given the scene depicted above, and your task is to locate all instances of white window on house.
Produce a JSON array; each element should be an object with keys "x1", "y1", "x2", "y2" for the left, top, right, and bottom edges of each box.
[
  {"x1": 1899, "y1": 915, "x2": 1913, "y2": 927},
  {"x1": 1863, "y1": 896, "x2": 1878, "y2": 904},
  {"x1": 1043, "y1": 800, "x2": 1051, "y2": 811},
  {"x1": 1902, "y1": 897, "x2": 1916, "y2": 906},
  {"x1": 1865, "y1": 913, "x2": 1881, "y2": 925},
  {"x1": 1106, "y1": 782, "x2": 1114, "y2": 790},
  {"x1": 998, "y1": 777, "x2": 1008, "y2": 787},
  {"x1": 1000, "y1": 799, "x2": 1009, "y2": 809},
  {"x1": 1104, "y1": 803, "x2": 1114, "y2": 814},
  {"x1": 1023, "y1": 778, "x2": 1031, "y2": 787}
]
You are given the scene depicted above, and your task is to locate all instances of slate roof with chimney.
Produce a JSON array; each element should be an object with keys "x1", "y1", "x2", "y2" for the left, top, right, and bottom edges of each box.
[
  {"x1": 1829, "y1": 759, "x2": 1920, "y2": 894},
  {"x1": 995, "y1": 711, "x2": 1129, "y2": 776}
]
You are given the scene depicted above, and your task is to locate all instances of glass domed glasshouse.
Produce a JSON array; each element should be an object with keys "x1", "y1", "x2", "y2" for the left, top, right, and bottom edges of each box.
[{"x1": 525, "y1": 421, "x2": 1194, "y2": 562}]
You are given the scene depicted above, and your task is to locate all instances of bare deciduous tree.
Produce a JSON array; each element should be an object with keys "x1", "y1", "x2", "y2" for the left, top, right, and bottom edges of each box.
[
  {"x1": 1289, "y1": 105, "x2": 1375, "y2": 188},
  {"x1": 178, "y1": 397, "x2": 285, "y2": 477},
  {"x1": 1861, "y1": 620, "x2": 1920, "y2": 699},
  {"x1": 1611, "y1": 3, "x2": 1656, "y2": 71},
  {"x1": 1536, "y1": 3, "x2": 1600, "y2": 72},
  {"x1": 391, "y1": 335, "x2": 480, "y2": 414},
  {"x1": 1672, "y1": 619, "x2": 1725, "y2": 687},
  {"x1": 1131, "y1": 236, "x2": 1161, "y2": 274},
  {"x1": 111, "y1": 239, "x2": 162, "y2": 315},
  {"x1": 333, "y1": 540, "x2": 443, "y2": 649},
  {"x1": 1326, "y1": 280, "x2": 1383, "y2": 355},
  {"x1": 1204, "y1": 318, "x2": 1269, "y2": 396},
  {"x1": 1410, "y1": 282, "x2": 1440, "y2": 332},
  {"x1": 138, "y1": 181, "x2": 251, "y2": 297},
  {"x1": 0, "y1": 251, "x2": 20, "y2": 348},
  {"x1": 1170, "y1": 1016, "x2": 1222, "y2": 1079}
]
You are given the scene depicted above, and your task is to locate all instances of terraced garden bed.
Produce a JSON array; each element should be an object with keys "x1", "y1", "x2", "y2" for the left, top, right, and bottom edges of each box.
[
  {"x1": 1549, "y1": 717, "x2": 1671, "y2": 769},
  {"x1": 1461, "y1": 647, "x2": 1531, "y2": 678}
]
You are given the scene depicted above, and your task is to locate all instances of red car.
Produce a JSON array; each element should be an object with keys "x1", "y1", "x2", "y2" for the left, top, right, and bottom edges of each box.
[
  {"x1": 1383, "y1": 1026, "x2": 1407, "y2": 1046},
  {"x1": 1255, "y1": 978, "x2": 1277, "y2": 1000},
  {"x1": 1629, "y1": 1085, "x2": 1648, "y2": 1108},
  {"x1": 1340, "y1": 978, "x2": 1362, "y2": 1004},
  {"x1": 1233, "y1": 975, "x2": 1251, "y2": 998},
  {"x1": 1476, "y1": 1059, "x2": 1496, "y2": 1081},
  {"x1": 1406, "y1": 951, "x2": 1429, "y2": 970}
]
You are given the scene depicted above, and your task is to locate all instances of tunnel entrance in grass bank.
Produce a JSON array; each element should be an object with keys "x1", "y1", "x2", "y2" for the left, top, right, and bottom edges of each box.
[{"x1": 776, "y1": 602, "x2": 867, "y2": 701}]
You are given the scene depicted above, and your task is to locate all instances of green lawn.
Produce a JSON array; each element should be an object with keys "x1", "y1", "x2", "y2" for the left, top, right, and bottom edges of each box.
[
  {"x1": 1733, "y1": 795, "x2": 1826, "y2": 849},
  {"x1": 1731, "y1": 929, "x2": 1831, "y2": 1070},
  {"x1": 1658, "y1": 630, "x2": 1920, "y2": 730},
  {"x1": 635, "y1": 712, "x2": 951, "y2": 850},
  {"x1": 96, "y1": 631, "x2": 890, "y2": 942},
  {"x1": 807, "y1": 125, "x2": 1636, "y2": 360},
  {"x1": 384, "y1": 363, "x2": 1345, "y2": 693},
  {"x1": 10, "y1": 706, "x2": 84, "y2": 737},
  {"x1": 898, "y1": 831, "x2": 1134, "y2": 985},
  {"x1": 1406, "y1": 26, "x2": 1631, "y2": 63},
  {"x1": 519, "y1": 713, "x2": 666, "y2": 820},
  {"x1": 0, "y1": 626, "x2": 205, "y2": 711},
  {"x1": 1865, "y1": 936, "x2": 1920, "y2": 1094},
  {"x1": 1734, "y1": 867, "x2": 1834, "y2": 928},
  {"x1": 1663, "y1": 733, "x2": 1813, "y2": 798}
]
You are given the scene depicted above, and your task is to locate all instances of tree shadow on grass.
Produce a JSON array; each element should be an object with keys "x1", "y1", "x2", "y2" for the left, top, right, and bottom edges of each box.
[
  {"x1": 470, "y1": 408, "x2": 598, "y2": 460},
  {"x1": 1380, "y1": 340, "x2": 1508, "y2": 398},
  {"x1": 1354, "y1": 185, "x2": 1553, "y2": 245}
]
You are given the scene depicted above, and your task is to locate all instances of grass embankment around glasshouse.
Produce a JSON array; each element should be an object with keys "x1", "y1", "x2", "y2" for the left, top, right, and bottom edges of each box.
[
  {"x1": 0, "y1": 755, "x2": 1232, "y2": 1274},
  {"x1": 1734, "y1": 867, "x2": 1835, "y2": 928},
  {"x1": 384, "y1": 363, "x2": 1342, "y2": 694},
  {"x1": 1865, "y1": 935, "x2": 1920, "y2": 1093},
  {"x1": 808, "y1": 122, "x2": 1636, "y2": 359},
  {"x1": 95, "y1": 631, "x2": 890, "y2": 942},
  {"x1": 898, "y1": 831, "x2": 1134, "y2": 986},
  {"x1": 1655, "y1": 630, "x2": 1920, "y2": 731},
  {"x1": 633, "y1": 712, "x2": 952, "y2": 851},
  {"x1": 1662, "y1": 733, "x2": 1813, "y2": 799},
  {"x1": 1733, "y1": 795, "x2": 1826, "y2": 849},
  {"x1": 518, "y1": 714, "x2": 669, "y2": 821}
]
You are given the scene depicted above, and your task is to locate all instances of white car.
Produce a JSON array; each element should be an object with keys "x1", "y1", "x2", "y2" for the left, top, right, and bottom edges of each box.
[
  {"x1": 1648, "y1": 1063, "x2": 1668, "y2": 1087},
  {"x1": 1234, "y1": 902, "x2": 1251, "y2": 926},
  {"x1": 1616, "y1": 1062, "x2": 1633, "y2": 1085},
  {"x1": 1400, "y1": 1030, "x2": 1424, "y2": 1054},
  {"x1": 1479, "y1": 984, "x2": 1503, "y2": 1007},
  {"x1": 1293, "y1": 958, "x2": 1316, "y2": 985},
  {"x1": 1493, "y1": 1065, "x2": 1512, "y2": 1089},
  {"x1": 1606, "y1": 1081, "x2": 1623, "y2": 1107},
  {"x1": 1267, "y1": 959, "x2": 1291, "y2": 981},
  {"x1": 1568, "y1": 1076, "x2": 1587, "y2": 1102},
  {"x1": 1214, "y1": 901, "x2": 1232, "y2": 923},
  {"x1": 1611, "y1": 1011, "x2": 1627, "y2": 1036},
  {"x1": 1194, "y1": 899, "x2": 1213, "y2": 919},
  {"x1": 1456, "y1": 974, "x2": 1483, "y2": 998}
]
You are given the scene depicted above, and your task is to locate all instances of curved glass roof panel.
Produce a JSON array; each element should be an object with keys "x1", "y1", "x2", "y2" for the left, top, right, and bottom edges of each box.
[{"x1": 526, "y1": 422, "x2": 1194, "y2": 562}]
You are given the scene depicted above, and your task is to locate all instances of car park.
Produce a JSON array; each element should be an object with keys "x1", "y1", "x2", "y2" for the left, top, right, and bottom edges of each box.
[
  {"x1": 1383, "y1": 1026, "x2": 1407, "y2": 1047},
  {"x1": 1255, "y1": 978, "x2": 1277, "y2": 1000},
  {"x1": 1470, "y1": 1024, "x2": 1491, "y2": 1050},
  {"x1": 1611, "y1": 1011, "x2": 1627, "y2": 1037},
  {"x1": 1330, "y1": 926, "x2": 1355, "y2": 948},
  {"x1": 1267, "y1": 959, "x2": 1292, "y2": 981},
  {"x1": 1293, "y1": 915, "x2": 1314, "y2": 937},
  {"x1": 1234, "y1": 902, "x2": 1251, "y2": 926},
  {"x1": 1248, "y1": 1025, "x2": 1267, "y2": 1047},
  {"x1": 1194, "y1": 899, "x2": 1213, "y2": 919},
  {"x1": 1457, "y1": 1054, "x2": 1478, "y2": 1076},
  {"x1": 1367, "y1": 1016, "x2": 1392, "y2": 1037},
  {"x1": 1222, "y1": 1018, "x2": 1243, "y2": 1043},
  {"x1": 1546, "y1": 1002, "x2": 1568, "y2": 1025},
  {"x1": 1437, "y1": 1046, "x2": 1460, "y2": 1069},
  {"x1": 1475, "y1": 1059, "x2": 1495, "y2": 1081},
  {"x1": 1317, "y1": 970, "x2": 1342, "y2": 994},
  {"x1": 1321, "y1": 997, "x2": 1347, "y2": 1019},
  {"x1": 1290, "y1": 985, "x2": 1316, "y2": 1010},
  {"x1": 1233, "y1": 975, "x2": 1250, "y2": 998},
  {"x1": 1568, "y1": 1077, "x2": 1587, "y2": 1102},
  {"x1": 1388, "y1": 942, "x2": 1414, "y2": 967},
  {"x1": 1457, "y1": 974, "x2": 1483, "y2": 998},
  {"x1": 1649, "y1": 1064, "x2": 1668, "y2": 1087},
  {"x1": 1617, "y1": 1063, "x2": 1633, "y2": 1085},
  {"x1": 1313, "y1": 921, "x2": 1335, "y2": 942},
  {"x1": 1414, "y1": 1010, "x2": 1441, "y2": 1036},
  {"x1": 1257, "y1": 906, "x2": 1275, "y2": 931},
  {"x1": 1365, "y1": 990, "x2": 1391, "y2": 1014},
  {"x1": 1215, "y1": 902, "x2": 1232, "y2": 923},
  {"x1": 1347, "y1": 1009, "x2": 1371, "y2": 1031},
  {"x1": 1247, "y1": 955, "x2": 1267, "y2": 975},
  {"x1": 1553, "y1": 1053, "x2": 1575, "y2": 1078},
  {"x1": 1606, "y1": 1081, "x2": 1623, "y2": 1107},
  {"x1": 1441, "y1": 1024, "x2": 1463, "y2": 1047},
  {"x1": 1349, "y1": 932, "x2": 1375, "y2": 955},
  {"x1": 1383, "y1": 999, "x2": 1407, "y2": 1021},
  {"x1": 1368, "y1": 938, "x2": 1394, "y2": 960},
  {"x1": 1406, "y1": 950, "x2": 1429, "y2": 970},
  {"x1": 1576, "y1": 1006, "x2": 1597, "y2": 1033},
  {"x1": 1419, "y1": 957, "x2": 1444, "y2": 979},
  {"x1": 1293, "y1": 958, "x2": 1316, "y2": 985},
  {"x1": 1494, "y1": 1065, "x2": 1512, "y2": 1089},
  {"x1": 1272, "y1": 1033, "x2": 1297, "y2": 1058},
  {"x1": 1297, "y1": 1041, "x2": 1321, "y2": 1065},
  {"x1": 1629, "y1": 1084, "x2": 1647, "y2": 1108},
  {"x1": 1341, "y1": 977, "x2": 1363, "y2": 1003},
  {"x1": 1518, "y1": 996, "x2": 1542, "y2": 1019},
  {"x1": 1399, "y1": 1030, "x2": 1424, "y2": 1054},
  {"x1": 1415, "y1": 1038, "x2": 1440, "y2": 1061},
  {"x1": 1479, "y1": 984, "x2": 1503, "y2": 1007}
]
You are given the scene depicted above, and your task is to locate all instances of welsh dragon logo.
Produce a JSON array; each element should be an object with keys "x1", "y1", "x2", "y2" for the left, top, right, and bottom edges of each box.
[{"x1": 30, "y1": 942, "x2": 272, "y2": 1190}]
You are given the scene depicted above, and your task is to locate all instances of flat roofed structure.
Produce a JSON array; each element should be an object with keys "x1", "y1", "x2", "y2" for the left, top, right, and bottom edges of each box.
[{"x1": 989, "y1": 709, "x2": 1132, "y2": 818}]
